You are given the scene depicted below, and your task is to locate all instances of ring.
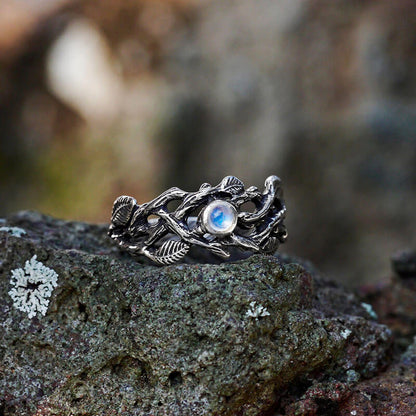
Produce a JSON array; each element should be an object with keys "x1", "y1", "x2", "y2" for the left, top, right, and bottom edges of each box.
[{"x1": 108, "y1": 175, "x2": 287, "y2": 265}]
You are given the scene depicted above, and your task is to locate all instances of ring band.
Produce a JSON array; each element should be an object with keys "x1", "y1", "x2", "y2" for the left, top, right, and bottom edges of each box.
[{"x1": 108, "y1": 175, "x2": 287, "y2": 265}]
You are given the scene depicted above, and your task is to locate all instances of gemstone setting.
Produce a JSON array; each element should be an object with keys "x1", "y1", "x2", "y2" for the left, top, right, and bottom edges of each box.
[{"x1": 201, "y1": 200, "x2": 238, "y2": 236}]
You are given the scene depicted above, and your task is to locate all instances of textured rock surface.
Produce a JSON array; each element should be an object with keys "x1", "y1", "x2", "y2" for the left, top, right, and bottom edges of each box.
[
  {"x1": 337, "y1": 337, "x2": 416, "y2": 416},
  {"x1": 357, "y1": 251, "x2": 416, "y2": 356},
  {"x1": 271, "y1": 255, "x2": 416, "y2": 416},
  {"x1": 0, "y1": 211, "x2": 398, "y2": 415}
]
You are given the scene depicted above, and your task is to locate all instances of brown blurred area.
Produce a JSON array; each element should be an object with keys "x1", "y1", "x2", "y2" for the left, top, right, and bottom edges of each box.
[{"x1": 1, "y1": 0, "x2": 416, "y2": 285}]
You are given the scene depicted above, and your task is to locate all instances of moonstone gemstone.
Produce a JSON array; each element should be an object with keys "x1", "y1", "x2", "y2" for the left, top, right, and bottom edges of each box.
[{"x1": 202, "y1": 200, "x2": 237, "y2": 236}]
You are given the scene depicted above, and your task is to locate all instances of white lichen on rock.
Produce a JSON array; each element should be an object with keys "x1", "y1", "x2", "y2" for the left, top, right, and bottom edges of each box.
[
  {"x1": 245, "y1": 301, "x2": 270, "y2": 320},
  {"x1": 0, "y1": 226, "x2": 26, "y2": 237},
  {"x1": 361, "y1": 302, "x2": 378, "y2": 320},
  {"x1": 8, "y1": 255, "x2": 58, "y2": 319},
  {"x1": 341, "y1": 328, "x2": 352, "y2": 339}
]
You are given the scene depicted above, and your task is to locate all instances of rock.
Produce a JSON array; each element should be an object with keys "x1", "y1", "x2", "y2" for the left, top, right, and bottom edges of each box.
[
  {"x1": 273, "y1": 259, "x2": 416, "y2": 416},
  {"x1": 359, "y1": 257, "x2": 416, "y2": 354},
  {"x1": 337, "y1": 337, "x2": 416, "y2": 416},
  {"x1": 0, "y1": 211, "x2": 392, "y2": 415},
  {"x1": 391, "y1": 250, "x2": 416, "y2": 279}
]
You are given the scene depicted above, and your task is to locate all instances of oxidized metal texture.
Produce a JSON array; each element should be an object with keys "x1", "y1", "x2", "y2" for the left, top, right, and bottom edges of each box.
[{"x1": 108, "y1": 175, "x2": 287, "y2": 265}]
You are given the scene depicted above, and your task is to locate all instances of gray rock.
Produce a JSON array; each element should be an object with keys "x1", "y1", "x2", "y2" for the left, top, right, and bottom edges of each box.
[{"x1": 0, "y1": 211, "x2": 391, "y2": 415}]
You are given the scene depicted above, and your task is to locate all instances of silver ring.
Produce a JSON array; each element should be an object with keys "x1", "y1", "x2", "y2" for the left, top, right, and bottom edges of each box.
[{"x1": 108, "y1": 175, "x2": 287, "y2": 265}]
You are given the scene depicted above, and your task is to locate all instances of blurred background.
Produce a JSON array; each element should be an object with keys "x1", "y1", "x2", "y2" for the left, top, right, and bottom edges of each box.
[{"x1": 0, "y1": 0, "x2": 415, "y2": 285}]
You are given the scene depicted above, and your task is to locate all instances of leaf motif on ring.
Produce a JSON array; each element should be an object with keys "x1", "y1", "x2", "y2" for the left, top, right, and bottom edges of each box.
[
  {"x1": 111, "y1": 196, "x2": 137, "y2": 227},
  {"x1": 151, "y1": 240, "x2": 190, "y2": 265},
  {"x1": 220, "y1": 176, "x2": 244, "y2": 194}
]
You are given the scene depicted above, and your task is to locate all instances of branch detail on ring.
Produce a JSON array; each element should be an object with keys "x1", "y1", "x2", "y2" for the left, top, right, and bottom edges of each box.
[{"x1": 108, "y1": 175, "x2": 287, "y2": 265}]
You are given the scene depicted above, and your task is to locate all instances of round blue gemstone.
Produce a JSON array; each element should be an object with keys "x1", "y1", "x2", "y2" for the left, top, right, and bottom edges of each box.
[
  {"x1": 210, "y1": 206, "x2": 228, "y2": 229},
  {"x1": 202, "y1": 200, "x2": 237, "y2": 235}
]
